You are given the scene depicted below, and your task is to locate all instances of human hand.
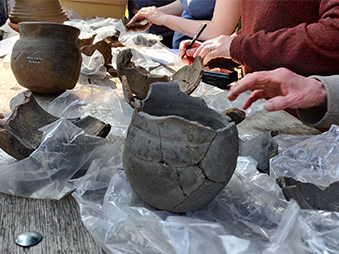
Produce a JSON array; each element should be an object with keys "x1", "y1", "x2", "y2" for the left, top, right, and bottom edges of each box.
[
  {"x1": 227, "y1": 68, "x2": 327, "y2": 111},
  {"x1": 179, "y1": 39, "x2": 203, "y2": 65},
  {"x1": 126, "y1": 6, "x2": 165, "y2": 31},
  {"x1": 191, "y1": 35, "x2": 234, "y2": 66},
  {"x1": 0, "y1": 113, "x2": 5, "y2": 125}
]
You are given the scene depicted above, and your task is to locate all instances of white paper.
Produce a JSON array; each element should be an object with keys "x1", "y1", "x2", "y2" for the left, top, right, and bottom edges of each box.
[
  {"x1": 0, "y1": 35, "x2": 19, "y2": 57},
  {"x1": 142, "y1": 48, "x2": 179, "y2": 65}
]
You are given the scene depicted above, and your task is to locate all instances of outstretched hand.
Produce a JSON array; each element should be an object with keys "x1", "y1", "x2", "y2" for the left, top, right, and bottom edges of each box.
[{"x1": 227, "y1": 68, "x2": 327, "y2": 111}]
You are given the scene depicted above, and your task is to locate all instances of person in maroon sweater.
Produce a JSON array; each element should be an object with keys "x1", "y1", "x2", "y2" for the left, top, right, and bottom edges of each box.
[{"x1": 179, "y1": 0, "x2": 339, "y2": 77}]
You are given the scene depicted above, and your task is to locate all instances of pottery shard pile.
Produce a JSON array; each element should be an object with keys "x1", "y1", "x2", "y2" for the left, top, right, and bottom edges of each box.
[
  {"x1": 78, "y1": 31, "x2": 125, "y2": 67},
  {"x1": 117, "y1": 48, "x2": 204, "y2": 104},
  {"x1": 0, "y1": 92, "x2": 111, "y2": 160}
]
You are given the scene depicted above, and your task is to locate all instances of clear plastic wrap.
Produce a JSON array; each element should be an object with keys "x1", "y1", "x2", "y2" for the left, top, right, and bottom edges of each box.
[
  {"x1": 2, "y1": 16, "x2": 339, "y2": 252},
  {"x1": 47, "y1": 85, "x2": 133, "y2": 138},
  {"x1": 72, "y1": 156, "x2": 308, "y2": 254},
  {"x1": 191, "y1": 82, "x2": 263, "y2": 116},
  {"x1": 270, "y1": 125, "x2": 339, "y2": 188},
  {"x1": 0, "y1": 118, "x2": 120, "y2": 199},
  {"x1": 64, "y1": 17, "x2": 127, "y2": 78},
  {"x1": 81, "y1": 50, "x2": 107, "y2": 78},
  {"x1": 0, "y1": 85, "x2": 130, "y2": 198},
  {"x1": 64, "y1": 17, "x2": 126, "y2": 42},
  {"x1": 0, "y1": 83, "x2": 338, "y2": 252}
]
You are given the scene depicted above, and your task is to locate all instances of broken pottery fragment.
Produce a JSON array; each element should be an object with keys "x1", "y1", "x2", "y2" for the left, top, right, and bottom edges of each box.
[
  {"x1": 171, "y1": 56, "x2": 204, "y2": 95},
  {"x1": 277, "y1": 176, "x2": 339, "y2": 211},
  {"x1": 123, "y1": 82, "x2": 239, "y2": 213},
  {"x1": 117, "y1": 49, "x2": 204, "y2": 102},
  {"x1": 80, "y1": 32, "x2": 125, "y2": 66},
  {"x1": 80, "y1": 40, "x2": 113, "y2": 66},
  {"x1": 77, "y1": 34, "x2": 96, "y2": 48},
  {"x1": 239, "y1": 131, "x2": 279, "y2": 174},
  {"x1": 131, "y1": 34, "x2": 160, "y2": 47},
  {"x1": 122, "y1": 15, "x2": 149, "y2": 29},
  {"x1": 222, "y1": 108, "x2": 246, "y2": 125},
  {"x1": 0, "y1": 92, "x2": 111, "y2": 160},
  {"x1": 117, "y1": 49, "x2": 170, "y2": 99}
]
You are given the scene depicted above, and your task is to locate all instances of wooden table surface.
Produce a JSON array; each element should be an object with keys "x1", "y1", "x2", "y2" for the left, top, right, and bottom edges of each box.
[{"x1": 0, "y1": 57, "x2": 321, "y2": 254}]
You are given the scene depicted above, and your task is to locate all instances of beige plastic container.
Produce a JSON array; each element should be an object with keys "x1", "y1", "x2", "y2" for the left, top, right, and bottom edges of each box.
[{"x1": 60, "y1": 0, "x2": 127, "y2": 19}]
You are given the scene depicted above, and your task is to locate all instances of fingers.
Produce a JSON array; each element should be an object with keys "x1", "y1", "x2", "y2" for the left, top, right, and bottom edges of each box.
[
  {"x1": 264, "y1": 96, "x2": 293, "y2": 111},
  {"x1": 126, "y1": 6, "x2": 156, "y2": 31},
  {"x1": 228, "y1": 72, "x2": 267, "y2": 101},
  {"x1": 0, "y1": 113, "x2": 5, "y2": 126},
  {"x1": 242, "y1": 90, "x2": 267, "y2": 109},
  {"x1": 243, "y1": 91, "x2": 291, "y2": 111},
  {"x1": 179, "y1": 40, "x2": 193, "y2": 57},
  {"x1": 179, "y1": 41, "x2": 203, "y2": 59}
]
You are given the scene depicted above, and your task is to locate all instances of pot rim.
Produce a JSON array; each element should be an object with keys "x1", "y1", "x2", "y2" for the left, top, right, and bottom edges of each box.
[
  {"x1": 136, "y1": 110, "x2": 235, "y2": 133},
  {"x1": 18, "y1": 21, "x2": 78, "y2": 31}
]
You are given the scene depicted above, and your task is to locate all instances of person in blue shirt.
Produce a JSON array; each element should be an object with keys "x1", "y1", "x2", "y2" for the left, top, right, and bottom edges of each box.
[
  {"x1": 0, "y1": 0, "x2": 7, "y2": 27},
  {"x1": 126, "y1": 0, "x2": 239, "y2": 49}
]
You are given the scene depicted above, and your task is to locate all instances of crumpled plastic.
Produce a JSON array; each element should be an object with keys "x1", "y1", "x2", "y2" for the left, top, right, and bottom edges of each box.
[
  {"x1": 72, "y1": 156, "x2": 305, "y2": 254},
  {"x1": 81, "y1": 50, "x2": 107, "y2": 78},
  {"x1": 1, "y1": 83, "x2": 339, "y2": 253},
  {"x1": 46, "y1": 85, "x2": 133, "y2": 138},
  {"x1": 64, "y1": 17, "x2": 166, "y2": 78},
  {"x1": 0, "y1": 118, "x2": 119, "y2": 199},
  {"x1": 0, "y1": 85, "x2": 131, "y2": 198},
  {"x1": 72, "y1": 135, "x2": 339, "y2": 254},
  {"x1": 270, "y1": 124, "x2": 339, "y2": 188},
  {"x1": 64, "y1": 17, "x2": 127, "y2": 43}
]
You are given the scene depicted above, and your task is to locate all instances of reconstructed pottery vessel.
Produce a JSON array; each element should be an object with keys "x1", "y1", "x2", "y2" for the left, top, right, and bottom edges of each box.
[
  {"x1": 11, "y1": 22, "x2": 82, "y2": 94},
  {"x1": 123, "y1": 82, "x2": 239, "y2": 213},
  {"x1": 9, "y1": 0, "x2": 67, "y2": 25}
]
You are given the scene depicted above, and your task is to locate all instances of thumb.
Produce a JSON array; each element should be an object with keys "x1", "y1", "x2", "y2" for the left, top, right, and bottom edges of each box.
[{"x1": 264, "y1": 96, "x2": 293, "y2": 111}]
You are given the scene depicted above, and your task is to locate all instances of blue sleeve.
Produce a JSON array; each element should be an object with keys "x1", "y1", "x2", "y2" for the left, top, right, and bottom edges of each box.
[{"x1": 181, "y1": 0, "x2": 216, "y2": 19}]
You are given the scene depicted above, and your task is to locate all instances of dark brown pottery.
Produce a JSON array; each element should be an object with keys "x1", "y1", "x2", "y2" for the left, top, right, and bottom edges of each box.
[
  {"x1": 11, "y1": 22, "x2": 82, "y2": 94},
  {"x1": 123, "y1": 82, "x2": 239, "y2": 213}
]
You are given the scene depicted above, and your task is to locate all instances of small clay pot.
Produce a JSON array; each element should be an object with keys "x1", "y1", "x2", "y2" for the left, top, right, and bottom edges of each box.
[
  {"x1": 123, "y1": 82, "x2": 239, "y2": 213},
  {"x1": 11, "y1": 22, "x2": 82, "y2": 94},
  {"x1": 9, "y1": 0, "x2": 67, "y2": 24}
]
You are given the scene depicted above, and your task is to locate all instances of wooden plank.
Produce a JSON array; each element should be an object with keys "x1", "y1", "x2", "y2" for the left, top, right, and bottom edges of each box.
[
  {"x1": 0, "y1": 193, "x2": 104, "y2": 254},
  {"x1": 237, "y1": 104, "x2": 321, "y2": 136}
]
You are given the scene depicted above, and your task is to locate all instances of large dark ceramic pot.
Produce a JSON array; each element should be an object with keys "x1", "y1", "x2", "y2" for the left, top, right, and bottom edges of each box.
[
  {"x1": 11, "y1": 22, "x2": 82, "y2": 94},
  {"x1": 123, "y1": 82, "x2": 239, "y2": 213}
]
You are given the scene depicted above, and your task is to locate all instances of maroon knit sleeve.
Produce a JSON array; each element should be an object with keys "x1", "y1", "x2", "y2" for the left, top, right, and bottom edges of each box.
[{"x1": 230, "y1": 0, "x2": 339, "y2": 76}]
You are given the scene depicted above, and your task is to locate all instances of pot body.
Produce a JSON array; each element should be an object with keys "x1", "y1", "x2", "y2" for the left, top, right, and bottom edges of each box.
[
  {"x1": 11, "y1": 22, "x2": 82, "y2": 94},
  {"x1": 123, "y1": 82, "x2": 239, "y2": 213},
  {"x1": 9, "y1": 0, "x2": 67, "y2": 24}
]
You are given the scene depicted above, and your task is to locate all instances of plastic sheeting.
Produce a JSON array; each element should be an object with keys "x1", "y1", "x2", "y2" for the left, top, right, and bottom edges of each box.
[
  {"x1": 2, "y1": 16, "x2": 339, "y2": 253},
  {"x1": 72, "y1": 153, "x2": 339, "y2": 254},
  {"x1": 1, "y1": 83, "x2": 339, "y2": 253},
  {"x1": 65, "y1": 17, "x2": 167, "y2": 77},
  {"x1": 271, "y1": 125, "x2": 339, "y2": 188}
]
